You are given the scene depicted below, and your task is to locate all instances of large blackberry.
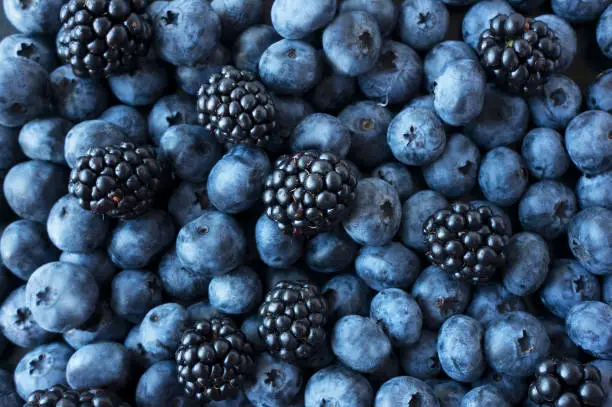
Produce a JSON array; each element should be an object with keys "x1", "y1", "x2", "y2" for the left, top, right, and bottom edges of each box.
[
  {"x1": 68, "y1": 142, "x2": 167, "y2": 219},
  {"x1": 262, "y1": 151, "x2": 358, "y2": 236},
  {"x1": 175, "y1": 318, "x2": 255, "y2": 403},
  {"x1": 24, "y1": 384, "x2": 129, "y2": 406},
  {"x1": 57, "y1": 0, "x2": 153, "y2": 78},
  {"x1": 477, "y1": 13, "x2": 561, "y2": 95},
  {"x1": 197, "y1": 66, "x2": 277, "y2": 148},
  {"x1": 529, "y1": 358, "x2": 606, "y2": 407},
  {"x1": 423, "y1": 202, "x2": 510, "y2": 283},
  {"x1": 258, "y1": 280, "x2": 328, "y2": 361}
]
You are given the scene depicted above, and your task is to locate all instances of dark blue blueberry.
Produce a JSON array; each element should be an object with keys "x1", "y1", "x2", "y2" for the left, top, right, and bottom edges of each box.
[
  {"x1": 503, "y1": 232, "x2": 550, "y2": 296},
  {"x1": 259, "y1": 39, "x2": 322, "y2": 95},
  {"x1": 63, "y1": 120, "x2": 126, "y2": 168},
  {"x1": 305, "y1": 364, "x2": 373, "y2": 407},
  {"x1": 371, "y1": 288, "x2": 422, "y2": 347},
  {"x1": 268, "y1": 95, "x2": 314, "y2": 152},
  {"x1": 49, "y1": 65, "x2": 110, "y2": 122},
  {"x1": 18, "y1": 117, "x2": 71, "y2": 165},
  {"x1": 148, "y1": 94, "x2": 198, "y2": 146},
  {"x1": 0, "y1": 125, "x2": 24, "y2": 172},
  {"x1": 111, "y1": 269, "x2": 163, "y2": 324},
  {"x1": 397, "y1": 0, "x2": 449, "y2": 51},
  {"x1": 176, "y1": 45, "x2": 230, "y2": 95},
  {"x1": 437, "y1": 315, "x2": 485, "y2": 382},
  {"x1": 528, "y1": 74, "x2": 582, "y2": 130},
  {"x1": 0, "y1": 58, "x2": 50, "y2": 127},
  {"x1": 597, "y1": 6, "x2": 612, "y2": 58},
  {"x1": 375, "y1": 376, "x2": 439, "y2": 406},
  {"x1": 0, "y1": 220, "x2": 59, "y2": 280},
  {"x1": 507, "y1": 0, "x2": 545, "y2": 11},
  {"x1": 0, "y1": 369, "x2": 20, "y2": 407},
  {"x1": 208, "y1": 265, "x2": 262, "y2": 314},
  {"x1": 566, "y1": 301, "x2": 612, "y2": 358},
  {"x1": 63, "y1": 301, "x2": 130, "y2": 349},
  {"x1": 535, "y1": 15, "x2": 577, "y2": 72},
  {"x1": 426, "y1": 380, "x2": 467, "y2": 407},
  {"x1": 552, "y1": 0, "x2": 610, "y2": 22},
  {"x1": 187, "y1": 301, "x2": 226, "y2": 321},
  {"x1": 136, "y1": 360, "x2": 186, "y2": 407},
  {"x1": 0, "y1": 285, "x2": 53, "y2": 348},
  {"x1": 399, "y1": 330, "x2": 441, "y2": 379},
  {"x1": 309, "y1": 73, "x2": 356, "y2": 113},
  {"x1": 291, "y1": 113, "x2": 351, "y2": 158},
  {"x1": 356, "y1": 242, "x2": 421, "y2": 291},
  {"x1": 566, "y1": 110, "x2": 612, "y2": 175},
  {"x1": 371, "y1": 162, "x2": 416, "y2": 202},
  {"x1": 13, "y1": 342, "x2": 72, "y2": 399},
  {"x1": 424, "y1": 40, "x2": 478, "y2": 91},
  {"x1": 208, "y1": 146, "x2": 270, "y2": 214},
  {"x1": 322, "y1": 12, "x2": 382, "y2": 77},
  {"x1": 299, "y1": 340, "x2": 335, "y2": 371},
  {"x1": 467, "y1": 283, "x2": 526, "y2": 328},
  {"x1": 66, "y1": 342, "x2": 131, "y2": 389},
  {"x1": 233, "y1": 25, "x2": 280, "y2": 74},
  {"x1": 255, "y1": 214, "x2": 304, "y2": 268},
  {"x1": 154, "y1": 0, "x2": 221, "y2": 66},
  {"x1": 569, "y1": 207, "x2": 612, "y2": 275},
  {"x1": 99, "y1": 105, "x2": 149, "y2": 145},
  {"x1": 339, "y1": 0, "x2": 397, "y2": 36},
  {"x1": 474, "y1": 371, "x2": 528, "y2": 404},
  {"x1": 211, "y1": 0, "x2": 263, "y2": 41},
  {"x1": 140, "y1": 302, "x2": 189, "y2": 359},
  {"x1": 342, "y1": 178, "x2": 402, "y2": 246},
  {"x1": 461, "y1": 385, "x2": 511, "y2": 407},
  {"x1": 521, "y1": 128, "x2": 570, "y2": 180},
  {"x1": 358, "y1": 40, "x2": 423, "y2": 104},
  {"x1": 3, "y1": 0, "x2": 63, "y2": 34},
  {"x1": 60, "y1": 250, "x2": 117, "y2": 285},
  {"x1": 241, "y1": 314, "x2": 266, "y2": 352},
  {"x1": 244, "y1": 353, "x2": 303, "y2": 407},
  {"x1": 167, "y1": 182, "x2": 211, "y2": 228},
  {"x1": 400, "y1": 190, "x2": 448, "y2": 251},
  {"x1": 478, "y1": 147, "x2": 528, "y2": 207},
  {"x1": 605, "y1": 275, "x2": 612, "y2": 304},
  {"x1": 411, "y1": 266, "x2": 472, "y2": 329},
  {"x1": 305, "y1": 228, "x2": 358, "y2": 274},
  {"x1": 158, "y1": 248, "x2": 209, "y2": 301},
  {"x1": 367, "y1": 350, "x2": 402, "y2": 385},
  {"x1": 322, "y1": 273, "x2": 372, "y2": 320},
  {"x1": 271, "y1": 0, "x2": 336, "y2": 39},
  {"x1": 588, "y1": 69, "x2": 612, "y2": 115},
  {"x1": 423, "y1": 133, "x2": 481, "y2": 198},
  {"x1": 331, "y1": 315, "x2": 392, "y2": 373},
  {"x1": 484, "y1": 311, "x2": 550, "y2": 377},
  {"x1": 108, "y1": 59, "x2": 170, "y2": 107},
  {"x1": 461, "y1": 0, "x2": 514, "y2": 49},
  {"x1": 108, "y1": 210, "x2": 176, "y2": 269},
  {"x1": 0, "y1": 34, "x2": 56, "y2": 71},
  {"x1": 124, "y1": 324, "x2": 161, "y2": 369}
]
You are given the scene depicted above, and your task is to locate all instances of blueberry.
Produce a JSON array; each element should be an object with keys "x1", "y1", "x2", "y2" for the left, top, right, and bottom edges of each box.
[
  {"x1": 437, "y1": 315, "x2": 485, "y2": 382},
  {"x1": 186, "y1": 301, "x2": 226, "y2": 322},
  {"x1": 59, "y1": 250, "x2": 117, "y2": 285},
  {"x1": 136, "y1": 360, "x2": 185, "y2": 407},
  {"x1": 211, "y1": 0, "x2": 263, "y2": 41},
  {"x1": 259, "y1": 39, "x2": 322, "y2": 95},
  {"x1": 400, "y1": 190, "x2": 448, "y2": 251},
  {"x1": 367, "y1": 352, "x2": 402, "y2": 386},
  {"x1": 461, "y1": 385, "x2": 511, "y2": 407},
  {"x1": 269, "y1": 94, "x2": 314, "y2": 150},
  {"x1": 427, "y1": 380, "x2": 467, "y2": 407},
  {"x1": 569, "y1": 207, "x2": 612, "y2": 275},
  {"x1": 528, "y1": 74, "x2": 582, "y2": 130},
  {"x1": 484, "y1": 311, "x2": 550, "y2": 377},
  {"x1": 597, "y1": 6, "x2": 612, "y2": 59},
  {"x1": 412, "y1": 266, "x2": 472, "y2": 329},
  {"x1": 244, "y1": 353, "x2": 303, "y2": 407},
  {"x1": 299, "y1": 340, "x2": 335, "y2": 371},
  {"x1": 507, "y1": 0, "x2": 546, "y2": 11},
  {"x1": 111, "y1": 269, "x2": 163, "y2": 324},
  {"x1": 241, "y1": 314, "x2": 266, "y2": 352},
  {"x1": 0, "y1": 286, "x2": 53, "y2": 348},
  {"x1": 567, "y1": 110, "x2": 612, "y2": 175},
  {"x1": 424, "y1": 40, "x2": 478, "y2": 93},
  {"x1": 167, "y1": 182, "x2": 211, "y2": 228},
  {"x1": 63, "y1": 301, "x2": 130, "y2": 349},
  {"x1": 466, "y1": 283, "x2": 526, "y2": 328},
  {"x1": 397, "y1": 0, "x2": 449, "y2": 51},
  {"x1": 521, "y1": 128, "x2": 570, "y2": 180},
  {"x1": 566, "y1": 301, "x2": 612, "y2": 358},
  {"x1": 233, "y1": 25, "x2": 280, "y2": 74},
  {"x1": 305, "y1": 364, "x2": 373, "y2": 407},
  {"x1": 99, "y1": 105, "x2": 149, "y2": 145},
  {"x1": 355, "y1": 242, "x2": 421, "y2": 291},
  {"x1": 309, "y1": 73, "x2": 356, "y2": 113},
  {"x1": 375, "y1": 376, "x2": 439, "y2": 406},
  {"x1": 322, "y1": 11, "x2": 382, "y2": 77},
  {"x1": 140, "y1": 302, "x2": 189, "y2": 359},
  {"x1": 63, "y1": 120, "x2": 126, "y2": 168},
  {"x1": 552, "y1": 0, "x2": 610, "y2": 22},
  {"x1": 535, "y1": 15, "x2": 578, "y2": 72},
  {"x1": 305, "y1": 228, "x2": 358, "y2": 274},
  {"x1": 271, "y1": 0, "x2": 336, "y2": 39},
  {"x1": 603, "y1": 274, "x2": 611, "y2": 304},
  {"x1": 371, "y1": 163, "x2": 416, "y2": 202},
  {"x1": 148, "y1": 94, "x2": 198, "y2": 146},
  {"x1": 66, "y1": 342, "x2": 131, "y2": 389},
  {"x1": 0, "y1": 34, "x2": 57, "y2": 72},
  {"x1": 342, "y1": 178, "x2": 402, "y2": 246},
  {"x1": 339, "y1": 0, "x2": 397, "y2": 36},
  {"x1": 108, "y1": 59, "x2": 170, "y2": 107},
  {"x1": 478, "y1": 147, "x2": 528, "y2": 207},
  {"x1": 3, "y1": 0, "x2": 63, "y2": 35},
  {"x1": 503, "y1": 232, "x2": 551, "y2": 296},
  {"x1": 371, "y1": 288, "x2": 422, "y2": 347},
  {"x1": 208, "y1": 265, "x2": 262, "y2": 314},
  {"x1": 0, "y1": 369, "x2": 20, "y2": 407},
  {"x1": 473, "y1": 371, "x2": 528, "y2": 404},
  {"x1": 461, "y1": 0, "x2": 515, "y2": 49},
  {"x1": 291, "y1": 113, "x2": 351, "y2": 158},
  {"x1": 331, "y1": 315, "x2": 392, "y2": 373},
  {"x1": 0, "y1": 220, "x2": 59, "y2": 280},
  {"x1": 322, "y1": 273, "x2": 372, "y2": 321},
  {"x1": 255, "y1": 214, "x2": 304, "y2": 268},
  {"x1": 399, "y1": 330, "x2": 441, "y2": 379},
  {"x1": 124, "y1": 324, "x2": 160, "y2": 369},
  {"x1": 13, "y1": 342, "x2": 72, "y2": 399},
  {"x1": 0, "y1": 125, "x2": 24, "y2": 172},
  {"x1": 154, "y1": 0, "x2": 221, "y2": 66},
  {"x1": 176, "y1": 45, "x2": 231, "y2": 95},
  {"x1": 0, "y1": 58, "x2": 50, "y2": 127},
  {"x1": 358, "y1": 40, "x2": 423, "y2": 104},
  {"x1": 541, "y1": 317, "x2": 581, "y2": 359},
  {"x1": 158, "y1": 248, "x2": 209, "y2": 301},
  {"x1": 18, "y1": 117, "x2": 71, "y2": 165}
]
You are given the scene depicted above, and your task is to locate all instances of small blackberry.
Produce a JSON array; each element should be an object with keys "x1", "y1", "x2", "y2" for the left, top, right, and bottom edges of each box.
[
  {"x1": 258, "y1": 280, "x2": 328, "y2": 361},
  {"x1": 423, "y1": 202, "x2": 510, "y2": 283},
  {"x1": 477, "y1": 13, "x2": 561, "y2": 95},
  {"x1": 57, "y1": 0, "x2": 153, "y2": 78},
  {"x1": 529, "y1": 358, "x2": 606, "y2": 407},
  {"x1": 262, "y1": 151, "x2": 358, "y2": 236},
  {"x1": 197, "y1": 66, "x2": 277, "y2": 148},
  {"x1": 175, "y1": 318, "x2": 255, "y2": 403},
  {"x1": 24, "y1": 384, "x2": 129, "y2": 407},
  {"x1": 68, "y1": 142, "x2": 167, "y2": 219}
]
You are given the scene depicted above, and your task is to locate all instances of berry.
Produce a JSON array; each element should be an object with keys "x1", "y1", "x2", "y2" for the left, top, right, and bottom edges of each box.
[{"x1": 24, "y1": 384, "x2": 129, "y2": 407}]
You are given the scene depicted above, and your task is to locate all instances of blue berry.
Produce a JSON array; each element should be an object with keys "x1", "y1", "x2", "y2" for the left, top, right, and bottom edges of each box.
[
  {"x1": 603, "y1": 275, "x2": 611, "y2": 304},
  {"x1": 0, "y1": 369, "x2": 20, "y2": 407},
  {"x1": 503, "y1": 232, "x2": 550, "y2": 296},
  {"x1": 478, "y1": 147, "x2": 528, "y2": 207},
  {"x1": 13, "y1": 342, "x2": 72, "y2": 399},
  {"x1": 59, "y1": 250, "x2": 117, "y2": 285},
  {"x1": 322, "y1": 273, "x2": 371, "y2": 320},
  {"x1": 399, "y1": 330, "x2": 441, "y2": 379},
  {"x1": 111, "y1": 269, "x2": 163, "y2": 324},
  {"x1": 577, "y1": 171, "x2": 612, "y2": 210},
  {"x1": 18, "y1": 118, "x2": 71, "y2": 165},
  {"x1": 211, "y1": 0, "x2": 262, "y2": 41},
  {"x1": 233, "y1": 25, "x2": 280, "y2": 74},
  {"x1": 424, "y1": 40, "x2": 478, "y2": 91},
  {"x1": 528, "y1": 74, "x2": 582, "y2": 130},
  {"x1": 66, "y1": 342, "x2": 131, "y2": 389},
  {"x1": 176, "y1": 45, "x2": 231, "y2": 96},
  {"x1": 0, "y1": 285, "x2": 53, "y2": 348},
  {"x1": 108, "y1": 59, "x2": 170, "y2": 107},
  {"x1": 305, "y1": 364, "x2": 373, "y2": 407},
  {"x1": 269, "y1": 95, "x2": 314, "y2": 150},
  {"x1": 355, "y1": 242, "x2": 421, "y2": 291},
  {"x1": 466, "y1": 283, "x2": 526, "y2": 327},
  {"x1": 158, "y1": 248, "x2": 209, "y2": 301},
  {"x1": 0, "y1": 34, "x2": 56, "y2": 71},
  {"x1": 588, "y1": 69, "x2": 612, "y2": 114},
  {"x1": 375, "y1": 376, "x2": 439, "y2": 406},
  {"x1": 255, "y1": 213, "x2": 304, "y2": 268},
  {"x1": 473, "y1": 371, "x2": 527, "y2": 404},
  {"x1": 271, "y1": 0, "x2": 336, "y2": 39},
  {"x1": 0, "y1": 58, "x2": 50, "y2": 127},
  {"x1": 305, "y1": 228, "x2": 358, "y2": 274},
  {"x1": 371, "y1": 288, "x2": 422, "y2": 347},
  {"x1": 3, "y1": 0, "x2": 63, "y2": 35},
  {"x1": 140, "y1": 302, "x2": 189, "y2": 359},
  {"x1": 461, "y1": 0, "x2": 514, "y2": 49},
  {"x1": 63, "y1": 120, "x2": 125, "y2": 168},
  {"x1": 167, "y1": 182, "x2": 211, "y2": 228},
  {"x1": 148, "y1": 94, "x2": 198, "y2": 146},
  {"x1": 552, "y1": 0, "x2": 610, "y2": 22},
  {"x1": 290, "y1": 113, "x2": 351, "y2": 158},
  {"x1": 437, "y1": 315, "x2": 485, "y2": 382},
  {"x1": 208, "y1": 265, "x2": 262, "y2": 314},
  {"x1": 569, "y1": 207, "x2": 612, "y2": 275},
  {"x1": 339, "y1": 0, "x2": 397, "y2": 36},
  {"x1": 400, "y1": 190, "x2": 449, "y2": 251},
  {"x1": 371, "y1": 162, "x2": 416, "y2": 202},
  {"x1": 566, "y1": 301, "x2": 612, "y2": 358},
  {"x1": 427, "y1": 380, "x2": 467, "y2": 407},
  {"x1": 597, "y1": 6, "x2": 612, "y2": 58},
  {"x1": 0, "y1": 125, "x2": 24, "y2": 173},
  {"x1": 521, "y1": 128, "x2": 570, "y2": 180},
  {"x1": 99, "y1": 105, "x2": 149, "y2": 145},
  {"x1": 397, "y1": 0, "x2": 449, "y2": 51},
  {"x1": 309, "y1": 73, "x2": 356, "y2": 113},
  {"x1": 566, "y1": 111, "x2": 612, "y2": 174},
  {"x1": 244, "y1": 353, "x2": 303, "y2": 407},
  {"x1": 535, "y1": 15, "x2": 577, "y2": 72},
  {"x1": 135, "y1": 360, "x2": 186, "y2": 407},
  {"x1": 461, "y1": 385, "x2": 511, "y2": 407},
  {"x1": 63, "y1": 301, "x2": 130, "y2": 349},
  {"x1": 541, "y1": 318, "x2": 581, "y2": 359}
]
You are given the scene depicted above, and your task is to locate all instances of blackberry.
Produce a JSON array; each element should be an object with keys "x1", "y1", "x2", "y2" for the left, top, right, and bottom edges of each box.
[
  {"x1": 477, "y1": 13, "x2": 561, "y2": 95},
  {"x1": 529, "y1": 358, "x2": 606, "y2": 407},
  {"x1": 262, "y1": 151, "x2": 358, "y2": 236},
  {"x1": 68, "y1": 142, "x2": 167, "y2": 219},
  {"x1": 175, "y1": 318, "x2": 255, "y2": 403},
  {"x1": 57, "y1": 0, "x2": 153, "y2": 78},
  {"x1": 197, "y1": 66, "x2": 277, "y2": 148},
  {"x1": 258, "y1": 280, "x2": 328, "y2": 361},
  {"x1": 423, "y1": 202, "x2": 510, "y2": 283},
  {"x1": 24, "y1": 384, "x2": 129, "y2": 406}
]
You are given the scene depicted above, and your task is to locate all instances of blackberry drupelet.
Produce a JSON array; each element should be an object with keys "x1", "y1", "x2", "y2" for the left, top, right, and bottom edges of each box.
[
  {"x1": 24, "y1": 384, "x2": 129, "y2": 406},
  {"x1": 175, "y1": 318, "x2": 255, "y2": 403},
  {"x1": 258, "y1": 280, "x2": 328, "y2": 361},
  {"x1": 529, "y1": 358, "x2": 606, "y2": 407},
  {"x1": 262, "y1": 151, "x2": 358, "y2": 236},
  {"x1": 423, "y1": 202, "x2": 510, "y2": 283},
  {"x1": 197, "y1": 66, "x2": 277, "y2": 148},
  {"x1": 68, "y1": 142, "x2": 166, "y2": 219},
  {"x1": 477, "y1": 13, "x2": 561, "y2": 95},
  {"x1": 57, "y1": 0, "x2": 153, "y2": 78}
]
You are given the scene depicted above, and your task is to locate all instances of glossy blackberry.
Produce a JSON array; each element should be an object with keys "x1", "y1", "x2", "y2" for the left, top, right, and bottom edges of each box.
[
  {"x1": 423, "y1": 202, "x2": 510, "y2": 283},
  {"x1": 24, "y1": 384, "x2": 129, "y2": 407},
  {"x1": 258, "y1": 280, "x2": 328, "y2": 361},
  {"x1": 197, "y1": 66, "x2": 277, "y2": 148},
  {"x1": 57, "y1": 0, "x2": 153, "y2": 78},
  {"x1": 529, "y1": 358, "x2": 606, "y2": 407},
  {"x1": 175, "y1": 318, "x2": 255, "y2": 403},
  {"x1": 68, "y1": 142, "x2": 166, "y2": 219},
  {"x1": 262, "y1": 151, "x2": 358, "y2": 236},
  {"x1": 477, "y1": 13, "x2": 561, "y2": 95}
]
